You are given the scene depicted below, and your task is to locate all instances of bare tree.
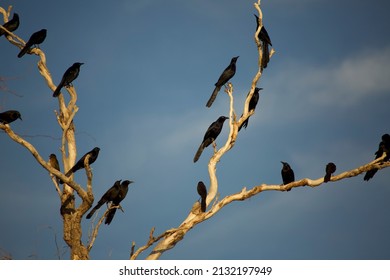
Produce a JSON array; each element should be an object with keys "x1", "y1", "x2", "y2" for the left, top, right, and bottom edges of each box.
[
  {"x1": 0, "y1": 1, "x2": 389, "y2": 260},
  {"x1": 1, "y1": 5, "x2": 92, "y2": 260}
]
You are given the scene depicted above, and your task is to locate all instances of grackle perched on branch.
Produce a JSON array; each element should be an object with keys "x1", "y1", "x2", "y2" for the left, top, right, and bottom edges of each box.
[
  {"x1": 17, "y1": 29, "x2": 47, "y2": 58},
  {"x1": 194, "y1": 116, "x2": 228, "y2": 163},
  {"x1": 105, "y1": 180, "x2": 133, "y2": 225},
  {"x1": 49, "y1": 154, "x2": 61, "y2": 184},
  {"x1": 254, "y1": 14, "x2": 272, "y2": 69},
  {"x1": 53, "y1": 62, "x2": 84, "y2": 97},
  {"x1": 86, "y1": 180, "x2": 122, "y2": 219},
  {"x1": 60, "y1": 147, "x2": 100, "y2": 184},
  {"x1": 197, "y1": 181, "x2": 207, "y2": 212},
  {"x1": 0, "y1": 110, "x2": 22, "y2": 124},
  {"x1": 281, "y1": 161, "x2": 295, "y2": 191},
  {"x1": 0, "y1": 13, "x2": 19, "y2": 37},
  {"x1": 238, "y1": 87, "x2": 262, "y2": 131},
  {"x1": 364, "y1": 134, "x2": 390, "y2": 181},
  {"x1": 206, "y1": 56, "x2": 239, "y2": 108},
  {"x1": 324, "y1": 162, "x2": 336, "y2": 183}
]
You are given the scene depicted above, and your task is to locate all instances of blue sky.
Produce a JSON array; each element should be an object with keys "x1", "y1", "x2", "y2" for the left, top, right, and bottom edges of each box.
[{"x1": 1, "y1": 0, "x2": 389, "y2": 260}]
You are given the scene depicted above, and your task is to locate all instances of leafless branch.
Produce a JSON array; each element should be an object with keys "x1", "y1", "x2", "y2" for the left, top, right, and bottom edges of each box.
[
  {"x1": 137, "y1": 2, "x2": 271, "y2": 261},
  {"x1": 0, "y1": 123, "x2": 88, "y2": 201},
  {"x1": 87, "y1": 204, "x2": 126, "y2": 252},
  {"x1": 131, "y1": 2, "x2": 389, "y2": 260},
  {"x1": 1, "y1": 4, "x2": 92, "y2": 259},
  {"x1": 131, "y1": 153, "x2": 389, "y2": 260}
]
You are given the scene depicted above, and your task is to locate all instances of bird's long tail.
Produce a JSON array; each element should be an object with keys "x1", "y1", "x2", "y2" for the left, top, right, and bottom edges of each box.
[
  {"x1": 65, "y1": 168, "x2": 73, "y2": 178},
  {"x1": 86, "y1": 207, "x2": 98, "y2": 219},
  {"x1": 238, "y1": 117, "x2": 250, "y2": 131},
  {"x1": 261, "y1": 43, "x2": 269, "y2": 69},
  {"x1": 364, "y1": 169, "x2": 378, "y2": 181},
  {"x1": 52, "y1": 82, "x2": 63, "y2": 97},
  {"x1": 59, "y1": 167, "x2": 74, "y2": 184},
  {"x1": 324, "y1": 173, "x2": 331, "y2": 183},
  {"x1": 206, "y1": 86, "x2": 221, "y2": 107},
  {"x1": 86, "y1": 200, "x2": 105, "y2": 219},
  {"x1": 105, "y1": 208, "x2": 117, "y2": 225},
  {"x1": 17, "y1": 45, "x2": 29, "y2": 58},
  {"x1": 193, "y1": 143, "x2": 205, "y2": 163},
  {"x1": 200, "y1": 196, "x2": 206, "y2": 212}
]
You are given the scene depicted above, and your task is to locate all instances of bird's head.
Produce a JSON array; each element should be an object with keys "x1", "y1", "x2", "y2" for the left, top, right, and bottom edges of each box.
[
  {"x1": 281, "y1": 161, "x2": 290, "y2": 167},
  {"x1": 122, "y1": 180, "x2": 134, "y2": 187},
  {"x1": 326, "y1": 162, "x2": 337, "y2": 173},
  {"x1": 197, "y1": 181, "x2": 207, "y2": 192},
  {"x1": 14, "y1": 111, "x2": 22, "y2": 121},
  {"x1": 219, "y1": 116, "x2": 229, "y2": 123},
  {"x1": 74, "y1": 62, "x2": 84, "y2": 67}
]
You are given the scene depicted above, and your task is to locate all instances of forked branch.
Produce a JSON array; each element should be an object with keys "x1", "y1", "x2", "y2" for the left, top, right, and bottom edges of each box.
[{"x1": 130, "y1": 1, "x2": 389, "y2": 260}]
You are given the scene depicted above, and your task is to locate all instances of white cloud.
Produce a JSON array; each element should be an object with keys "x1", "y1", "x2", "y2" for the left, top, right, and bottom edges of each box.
[
  {"x1": 267, "y1": 46, "x2": 390, "y2": 110},
  {"x1": 315, "y1": 47, "x2": 390, "y2": 104}
]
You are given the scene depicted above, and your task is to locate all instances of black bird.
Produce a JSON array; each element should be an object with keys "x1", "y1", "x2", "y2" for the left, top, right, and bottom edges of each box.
[
  {"x1": 281, "y1": 161, "x2": 295, "y2": 191},
  {"x1": 105, "y1": 180, "x2": 133, "y2": 225},
  {"x1": 17, "y1": 29, "x2": 47, "y2": 58},
  {"x1": 0, "y1": 110, "x2": 22, "y2": 124},
  {"x1": 194, "y1": 116, "x2": 229, "y2": 163},
  {"x1": 364, "y1": 134, "x2": 390, "y2": 181},
  {"x1": 197, "y1": 181, "x2": 207, "y2": 212},
  {"x1": 254, "y1": 14, "x2": 272, "y2": 69},
  {"x1": 49, "y1": 154, "x2": 61, "y2": 184},
  {"x1": 206, "y1": 56, "x2": 239, "y2": 108},
  {"x1": 86, "y1": 180, "x2": 122, "y2": 219},
  {"x1": 0, "y1": 13, "x2": 19, "y2": 37},
  {"x1": 238, "y1": 87, "x2": 262, "y2": 131},
  {"x1": 324, "y1": 162, "x2": 336, "y2": 183},
  {"x1": 63, "y1": 147, "x2": 100, "y2": 180},
  {"x1": 53, "y1": 62, "x2": 84, "y2": 97}
]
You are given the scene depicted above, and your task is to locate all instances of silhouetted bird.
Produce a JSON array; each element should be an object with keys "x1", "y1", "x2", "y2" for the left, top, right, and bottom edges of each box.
[
  {"x1": 0, "y1": 110, "x2": 22, "y2": 124},
  {"x1": 206, "y1": 56, "x2": 239, "y2": 107},
  {"x1": 53, "y1": 62, "x2": 84, "y2": 97},
  {"x1": 382, "y1": 134, "x2": 390, "y2": 161},
  {"x1": 86, "y1": 180, "x2": 122, "y2": 219},
  {"x1": 62, "y1": 147, "x2": 100, "y2": 181},
  {"x1": 194, "y1": 116, "x2": 229, "y2": 162},
  {"x1": 238, "y1": 87, "x2": 262, "y2": 131},
  {"x1": 324, "y1": 162, "x2": 336, "y2": 183},
  {"x1": 17, "y1": 29, "x2": 47, "y2": 58},
  {"x1": 105, "y1": 180, "x2": 133, "y2": 225},
  {"x1": 281, "y1": 161, "x2": 295, "y2": 191},
  {"x1": 197, "y1": 181, "x2": 207, "y2": 212},
  {"x1": 49, "y1": 153, "x2": 61, "y2": 184},
  {"x1": 254, "y1": 14, "x2": 272, "y2": 69},
  {"x1": 0, "y1": 13, "x2": 19, "y2": 37},
  {"x1": 364, "y1": 134, "x2": 390, "y2": 181}
]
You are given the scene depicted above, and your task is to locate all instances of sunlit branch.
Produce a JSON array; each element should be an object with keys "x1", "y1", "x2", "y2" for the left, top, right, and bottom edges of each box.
[{"x1": 0, "y1": 124, "x2": 88, "y2": 201}]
